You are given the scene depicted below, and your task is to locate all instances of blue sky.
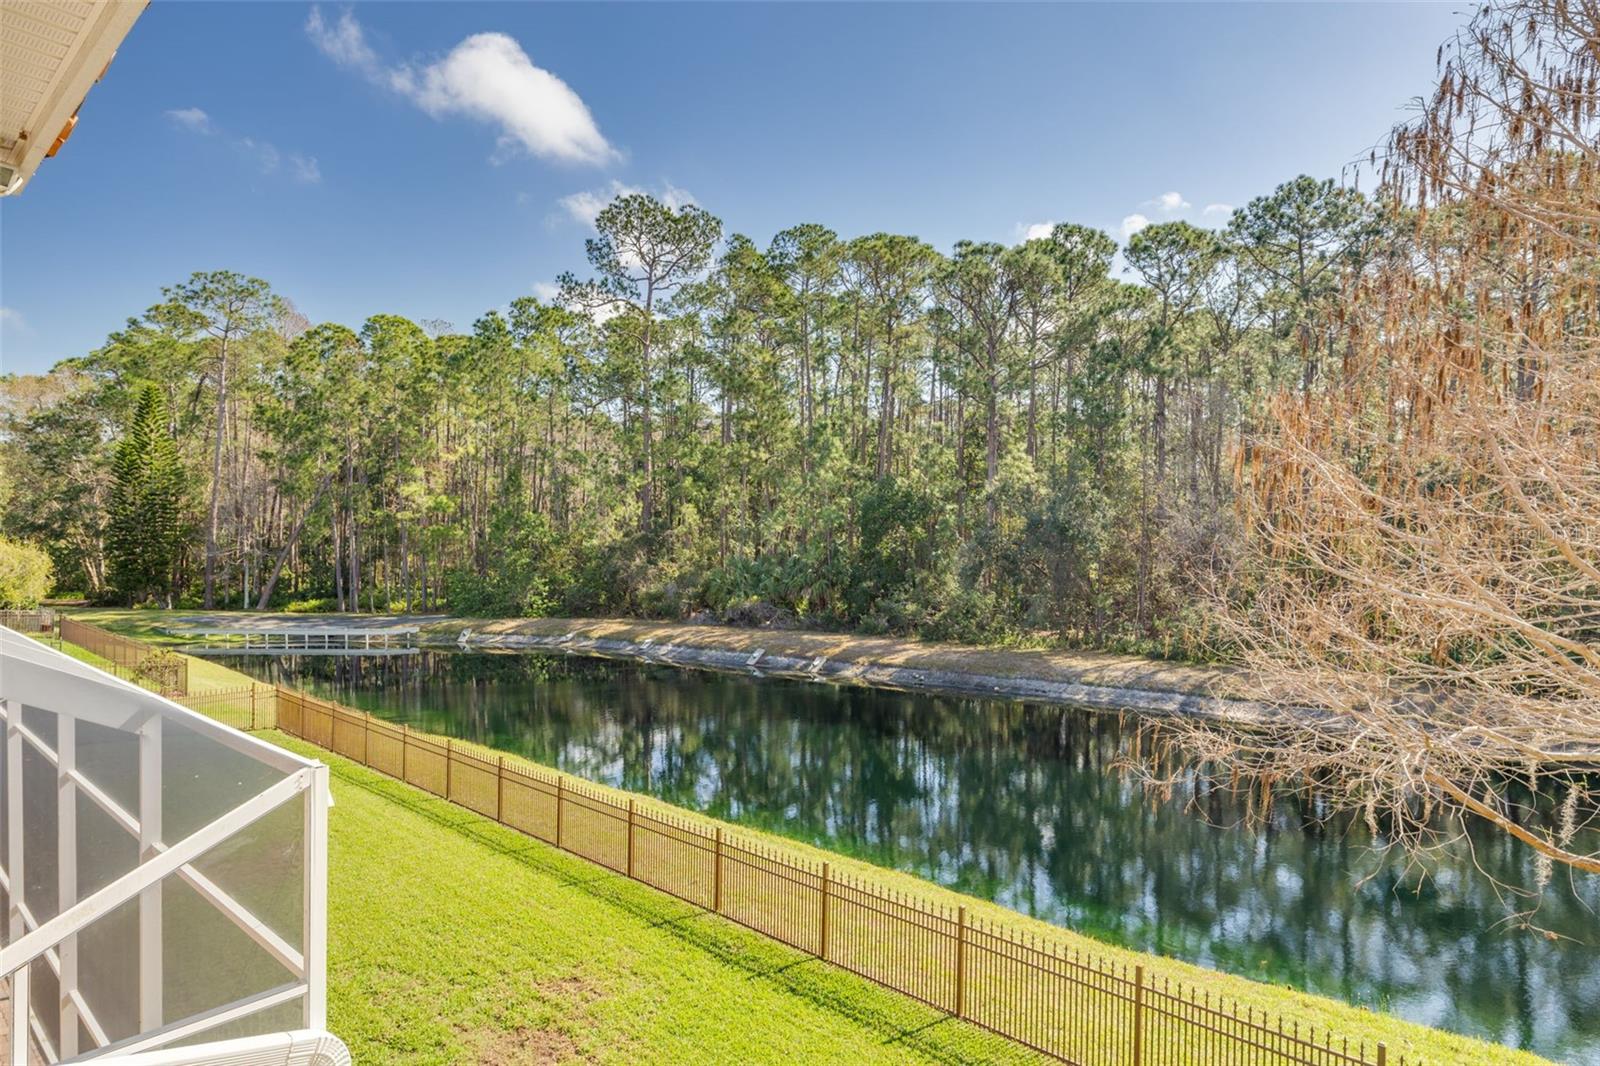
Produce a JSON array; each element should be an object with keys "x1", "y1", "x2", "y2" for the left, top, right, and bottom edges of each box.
[{"x1": 1, "y1": 2, "x2": 1467, "y2": 374}]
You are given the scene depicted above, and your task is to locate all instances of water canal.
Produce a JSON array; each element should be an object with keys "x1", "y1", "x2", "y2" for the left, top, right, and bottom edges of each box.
[{"x1": 219, "y1": 648, "x2": 1600, "y2": 1061}]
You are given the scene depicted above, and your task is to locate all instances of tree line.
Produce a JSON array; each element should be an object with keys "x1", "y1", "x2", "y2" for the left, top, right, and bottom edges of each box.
[
  {"x1": 5, "y1": 178, "x2": 1386, "y2": 654},
  {"x1": 1, "y1": 175, "x2": 1384, "y2": 652}
]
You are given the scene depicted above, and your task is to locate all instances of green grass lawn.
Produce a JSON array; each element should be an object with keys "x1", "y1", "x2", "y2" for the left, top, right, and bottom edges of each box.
[
  {"x1": 52, "y1": 628, "x2": 255, "y2": 693},
  {"x1": 63, "y1": 607, "x2": 222, "y2": 645},
  {"x1": 121, "y1": 649, "x2": 254, "y2": 693},
  {"x1": 263, "y1": 730, "x2": 1547, "y2": 1066},
  {"x1": 60, "y1": 606, "x2": 283, "y2": 686},
  {"x1": 178, "y1": 652, "x2": 257, "y2": 692},
  {"x1": 355, "y1": 734, "x2": 1546, "y2": 1066},
  {"x1": 270, "y1": 731, "x2": 1042, "y2": 1066}
]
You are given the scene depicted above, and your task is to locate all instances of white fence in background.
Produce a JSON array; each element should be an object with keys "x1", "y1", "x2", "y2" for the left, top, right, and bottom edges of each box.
[{"x1": 0, "y1": 628, "x2": 331, "y2": 1063}]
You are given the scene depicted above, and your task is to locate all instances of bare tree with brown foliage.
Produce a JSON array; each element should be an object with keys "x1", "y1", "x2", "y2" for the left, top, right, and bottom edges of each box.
[{"x1": 1154, "y1": 0, "x2": 1600, "y2": 892}]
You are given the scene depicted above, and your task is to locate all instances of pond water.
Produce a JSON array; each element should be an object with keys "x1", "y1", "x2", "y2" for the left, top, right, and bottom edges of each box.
[{"x1": 220, "y1": 648, "x2": 1600, "y2": 1061}]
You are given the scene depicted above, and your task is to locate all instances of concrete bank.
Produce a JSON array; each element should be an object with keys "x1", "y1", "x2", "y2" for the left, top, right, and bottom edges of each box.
[
  {"x1": 85, "y1": 609, "x2": 1274, "y2": 722},
  {"x1": 436, "y1": 617, "x2": 1277, "y2": 723}
]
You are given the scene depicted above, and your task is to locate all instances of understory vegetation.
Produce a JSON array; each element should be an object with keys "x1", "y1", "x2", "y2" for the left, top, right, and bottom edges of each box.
[{"x1": 0, "y1": 534, "x2": 52, "y2": 607}]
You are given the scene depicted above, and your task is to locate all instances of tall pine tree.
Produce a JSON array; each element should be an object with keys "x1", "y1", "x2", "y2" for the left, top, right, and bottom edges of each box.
[{"x1": 107, "y1": 384, "x2": 184, "y2": 605}]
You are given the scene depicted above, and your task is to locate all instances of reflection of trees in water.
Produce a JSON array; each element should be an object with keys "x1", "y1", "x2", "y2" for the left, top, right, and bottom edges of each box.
[{"x1": 228, "y1": 650, "x2": 1600, "y2": 1057}]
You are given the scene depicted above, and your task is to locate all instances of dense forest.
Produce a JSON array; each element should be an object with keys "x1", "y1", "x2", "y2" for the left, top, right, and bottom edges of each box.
[{"x1": 0, "y1": 174, "x2": 1385, "y2": 655}]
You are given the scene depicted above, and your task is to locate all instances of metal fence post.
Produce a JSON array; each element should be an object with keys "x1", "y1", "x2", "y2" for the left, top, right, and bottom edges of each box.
[
  {"x1": 362, "y1": 712, "x2": 371, "y2": 766},
  {"x1": 955, "y1": 905, "x2": 967, "y2": 1018},
  {"x1": 249, "y1": 686, "x2": 257, "y2": 730},
  {"x1": 1131, "y1": 964, "x2": 1145, "y2": 1066},
  {"x1": 1376, "y1": 1045, "x2": 1387, "y2": 1066},
  {"x1": 445, "y1": 738, "x2": 454, "y2": 799},
  {"x1": 555, "y1": 777, "x2": 565, "y2": 849},
  {"x1": 713, "y1": 828, "x2": 723, "y2": 912},
  {"x1": 496, "y1": 757, "x2": 505, "y2": 823},
  {"x1": 819, "y1": 862, "x2": 831, "y2": 961},
  {"x1": 401, "y1": 724, "x2": 409, "y2": 782},
  {"x1": 626, "y1": 799, "x2": 636, "y2": 879}
]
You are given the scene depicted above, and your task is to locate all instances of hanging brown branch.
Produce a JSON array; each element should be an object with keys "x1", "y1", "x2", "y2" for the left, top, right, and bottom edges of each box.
[
  {"x1": 1150, "y1": 0, "x2": 1600, "y2": 887},
  {"x1": 1381, "y1": 0, "x2": 1600, "y2": 253}
]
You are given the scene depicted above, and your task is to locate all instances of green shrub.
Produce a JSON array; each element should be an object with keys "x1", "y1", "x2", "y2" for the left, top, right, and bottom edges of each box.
[
  {"x1": 0, "y1": 536, "x2": 54, "y2": 608},
  {"x1": 284, "y1": 597, "x2": 341, "y2": 613},
  {"x1": 443, "y1": 567, "x2": 557, "y2": 618}
]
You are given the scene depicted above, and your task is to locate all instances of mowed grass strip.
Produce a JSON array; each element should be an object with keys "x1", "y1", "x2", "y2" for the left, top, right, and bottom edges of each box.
[
  {"x1": 267, "y1": 731, "x2": 1042, "y2": 1066},
  {"x1": 53, "y1": 630, "x2": 257, "y2": 693}
]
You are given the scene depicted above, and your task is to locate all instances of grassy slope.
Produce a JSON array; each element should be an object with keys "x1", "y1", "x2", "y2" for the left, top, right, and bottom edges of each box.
[
  {"x1": 70, "y1": 609, "x2": 1547, "y2": 1063},
  {"x1": 427, "y1": 738, "x2": 1541, "y2": 1066},
  {"x1": 53, "y1": 628, "x2": 257, "y2": 693},
  {"x1": 271, "y1": 731, "x2": 1039, "y2": 1066},
  {"x1": 180, "y1": 651, "x2": 258, "y2": 691},
  {"x1": 61, "y1": 608, "x2": 199, "y2": 644}
]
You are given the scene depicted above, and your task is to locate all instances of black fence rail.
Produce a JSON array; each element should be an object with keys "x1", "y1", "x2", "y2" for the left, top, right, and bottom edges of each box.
[
  {"x1": 271, "y1": 685, "x2": 1406, "y2": 1066},
  {"x1": 58, "y1": 616, "x2": 187, "y2": 696}
]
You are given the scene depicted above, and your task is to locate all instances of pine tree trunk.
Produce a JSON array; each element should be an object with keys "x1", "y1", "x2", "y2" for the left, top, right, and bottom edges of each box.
[
  {"x1": 256, "y1": 473, "x2": 331, "y2": 610},
  {"x1": 203, "y1": 338, "x2": 229, "y2": 609}
]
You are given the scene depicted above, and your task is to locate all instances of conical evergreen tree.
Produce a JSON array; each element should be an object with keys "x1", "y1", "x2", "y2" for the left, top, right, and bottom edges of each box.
[{"x1": 107, "y1": 384, "x2": 184, "y2": 605}]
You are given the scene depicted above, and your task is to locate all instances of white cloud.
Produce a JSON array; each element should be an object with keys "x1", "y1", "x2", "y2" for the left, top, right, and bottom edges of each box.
[
  {"x1": 557, "y1": 180, "x2": 695, "y2": 228},
  {"x1": 559, "y1": 185, "x2": 627, "y2": 227},
  {"x1": 305, "y1": 7, "x2": 380, "y2": 71},
  {"x1": 239, "y1": 137, "x2": 280, "y2": 174},
  {"x1": 401, "y1": 35, "x2": 617, "y2": 166},
  {"x1": 1202, "y1": 203, "x2": 1234, "y2": 219},
  {"x1": 1017, "y1": 221, "x2": 1056, "y2": 242},
  {"x1": 231, "y1": 139, "x2": 320, "y2": 183},
  {"x1": 1120, "y1": 213, "x2": 1151, "y2": 240},
  {"x1": 288, "y1": 154, "x2": 322, "y2": 184},
  {"x1": 166, "y1": 109, "x2": 318, "y2": 184},
  {"x1": 531, "y1": 281, "x2": 623, "y2": 325},
  {"x1": 0, "y1": 307, "x2": 29, "y2": 335},
  {"x1": 1147, "y1": 191, "x2": 1190, "y2": 213},
  {"x1": 165, "y1": 107, "x2": 213, "y2": 134},
  {"x1": 308, "y1": 7, "x2": 616, "y2": 167}
]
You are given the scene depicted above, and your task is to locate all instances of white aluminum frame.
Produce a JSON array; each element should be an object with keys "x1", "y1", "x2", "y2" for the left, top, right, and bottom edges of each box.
[{"x1": 0, "y1": 628, "x2": 330, "y2": 1063}]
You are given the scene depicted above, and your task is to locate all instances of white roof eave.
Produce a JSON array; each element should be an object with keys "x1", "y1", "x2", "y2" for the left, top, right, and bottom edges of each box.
[{"x1": 0, "y1": 0, "x2": 148, "y2": 196}]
